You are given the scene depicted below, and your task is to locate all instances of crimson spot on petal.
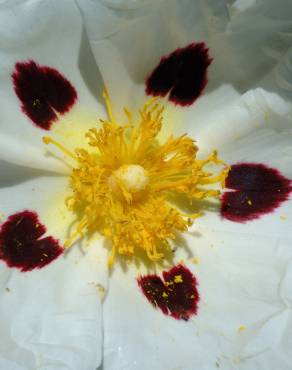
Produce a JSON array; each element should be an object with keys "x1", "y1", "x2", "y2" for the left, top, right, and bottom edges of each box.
[
  {"x1": 0, "y1": 210, "x2": 63, "y2": 272},
  {"x1": 12, "y1": 60, "x2": 77, "y2": 130},
  {"x1": 221, "y1": 163, "x2": 292, "y2": 223},
  {"x1": 137, "y1": 264, "x2": 199, "y2": 320},
  {"x1": 145, "y1": 42, "x2": 212, "y2": 106}
]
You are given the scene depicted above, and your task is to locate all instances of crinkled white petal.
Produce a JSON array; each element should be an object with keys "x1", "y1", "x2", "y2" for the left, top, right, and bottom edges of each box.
[
  {"x1": 0, "y1": 250, "x2": 106, "y2": 370},
  {"x1": 103, "y1": 230, "x2": 292, "y2": 370},
  {"x1": 0, "y1": 163, "x2": 108, "y2": 370},
  {"x1": 0, "y1": 0, "x2": 104, "y2": 173},
  {"x1": 79, "y1": 0, "x2": 292, "y2": 115},
  {"x1": 185, "y1": 86, "x2": 292, "y2": 155},
  {"x1": 99, "y1": 0, "x2": 158, "y2": 10},
  {"x1": 77, "y1": 0, "x2": 230, "y2": 117},
  {"x1": 196, "y1": 127, "x2": 292, "y2": 240}
]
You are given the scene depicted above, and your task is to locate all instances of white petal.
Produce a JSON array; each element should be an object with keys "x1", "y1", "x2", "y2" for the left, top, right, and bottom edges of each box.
[
  {"x1": 0, "y1": 161, "x2": 69, "y2": 240},
  {"x1": 0, "y1": 164, "x2": 108, "y2": 370},
  {"x1": 103, "y1": 230, "x2": 292, "y2": 370},
  {"x1": 0, "y1": 0, "x2": 104, "y2": 172},
  {"x1": 183, "y1": 87, "x2": 292, "y2": 155},
  {"x1": 77, "y1": 0, "x2": 229, "y2": 117},
  {"x1": 99, "y1": 0, "x2": 157, "y2": 10},
  {"x1": 196, "y1": 127, "x2": 292, "y2": 240},
  {"x1": 78, "y1": 0, "x2": 292, "y2": 118},
  {"x1": 169, "y1": 88, "x2": 292, "y2": 243},
  {"x1": 0, "y1": 249, "x2": 107, "y2": 370},
  {"x1": 188, "y1": 88, "x2": 292, "y2": 240}
]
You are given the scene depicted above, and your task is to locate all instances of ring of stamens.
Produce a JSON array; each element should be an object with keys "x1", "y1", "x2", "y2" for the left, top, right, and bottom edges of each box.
[{"x1": 43, "y1": 90, "x2": 229, "y2": 266}]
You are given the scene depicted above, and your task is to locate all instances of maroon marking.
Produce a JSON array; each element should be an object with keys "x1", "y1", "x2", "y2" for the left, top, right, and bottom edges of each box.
[
  {"x1": 0, "y1": 211, "x2": 63, "y2": 272},
  {"x1": 137, "y1": 264, "x2": 199, "y2": 320},
  {"x1": 12, "y1": 60, "x2": 77, "y2": 130},
  {"x1": 145, "y1": 42, "x2": 212, "y2": 106},
  {"x1": 221, "y1": 163, "x2": 292, "y2": 222}
]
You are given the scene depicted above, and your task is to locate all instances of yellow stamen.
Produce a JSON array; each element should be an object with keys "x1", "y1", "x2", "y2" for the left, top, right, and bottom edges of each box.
[
  {"x1": 63, "y1": 218, "x2": 88, "y2": 249},
  {"x1": 43, "y1": 93, "x2": 228, "y2": 266},
  {"x1": 103, "y1": 88, "x2": 116, "y2": 124},
  {"x1": 43, "y1": 136, "x2": 77, "y2": 160}
]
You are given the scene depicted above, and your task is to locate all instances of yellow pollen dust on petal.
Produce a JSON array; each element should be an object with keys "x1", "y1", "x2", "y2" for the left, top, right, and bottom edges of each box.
[
  {"x1": 174, "y1": 274, "x2": 183, "y2": 283},
  {"x1": 238, "y1": 325, "x2": 246, "y2": 333},
  {"x1": 43, "y1": 89, "x2": 229, "y2": 267}
]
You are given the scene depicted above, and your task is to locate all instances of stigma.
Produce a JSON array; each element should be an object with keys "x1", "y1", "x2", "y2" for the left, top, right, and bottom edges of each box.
[{"x1": 108, "y1": 164, "x2": 149, "y2": 203}]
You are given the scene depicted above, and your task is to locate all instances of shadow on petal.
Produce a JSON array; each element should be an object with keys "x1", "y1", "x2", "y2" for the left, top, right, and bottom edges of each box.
[
  {"x1": 0, "y1": 160, "x2": 65, "y2": 188},
  {"x1": 78, "y1": 27, "x2": 104, "y2": 104}
]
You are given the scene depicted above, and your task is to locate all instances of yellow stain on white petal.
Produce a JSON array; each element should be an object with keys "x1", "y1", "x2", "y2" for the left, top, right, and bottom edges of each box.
[
  {"x1": 264, "y1": 111, "x2": 270, "y2": 122},
  {"x1": 87, "y1": 281, "x2": 106, "y2": 297},
  {"x1": 37, "y1": 174, "x2": 97, "y2": 249},
  {"x1": 40, "y1": 107, "x2": 107, "y2": 246},
  {"x1": 52, "y1": 106, "x2": 106, "y2": 153},
  {"x1": 156, "y1": 99, "x2": 177, "y2": 141},
  {"x1": 96, "y1": 283, "x2": 106, "y2": 298},
  {"x1": 191, "y1": 257, "x2": 200, "y2": 264},
  {"x1": 40, "y1": 180, "x2": 75, "y2": 244},
  {"x1": 238, "y1": 325, "x2": 246, "y2": 333},
  {"x1": 280, "y1": 215, "x2": 287, "y2": 220},
  {"x1": 0, "y1": 212, "x2": 5, "y2": 222}
]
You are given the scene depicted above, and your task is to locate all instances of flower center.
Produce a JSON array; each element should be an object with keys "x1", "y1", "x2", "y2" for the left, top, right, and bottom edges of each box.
[
  {"x1": 108, "y1": 164, "x2": 149, "y2": 202},
  {"x1": 43, "y1": 90, "x2": 229, "y2": 266}
]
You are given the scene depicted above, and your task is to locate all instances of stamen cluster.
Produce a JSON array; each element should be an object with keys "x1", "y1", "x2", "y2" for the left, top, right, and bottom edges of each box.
[{"x1": 44, "y1": 92, "x2": 228, "y2": 265}]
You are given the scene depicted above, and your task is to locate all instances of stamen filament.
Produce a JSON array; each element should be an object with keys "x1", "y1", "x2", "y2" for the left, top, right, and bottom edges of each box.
[
  {"x1": 43, "y1": 136, "x2": 77, "y2": 160},
  {"x1": 103, "y1": 89, "x2": 116, "y2": 125},
  {"x1": 64, "y1": 218, "x2": 88, "y2": 249}
]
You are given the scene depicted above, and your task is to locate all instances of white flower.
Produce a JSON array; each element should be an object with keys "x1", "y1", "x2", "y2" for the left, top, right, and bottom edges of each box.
[{"x1": 0, "y1": 1, "x2": 292, "y2": 370}]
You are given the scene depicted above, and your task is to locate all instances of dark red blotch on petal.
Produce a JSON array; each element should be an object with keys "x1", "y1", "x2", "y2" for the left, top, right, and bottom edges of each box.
[
  {"x1": 145, "y1": 42, "x2": 212, "y2": 106},
  {"x1": 12, "y1": 60, "x2": 77, "y2": 130},
  {"x1": 221, "y1": 163, "x2": 292, "y2": 222},
  {"x1": 138, "y1": 264, "x2": 199, "y2": 320},
  {"x1": 0, "y1": 210, "x2": 63, "y2": 272}
]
